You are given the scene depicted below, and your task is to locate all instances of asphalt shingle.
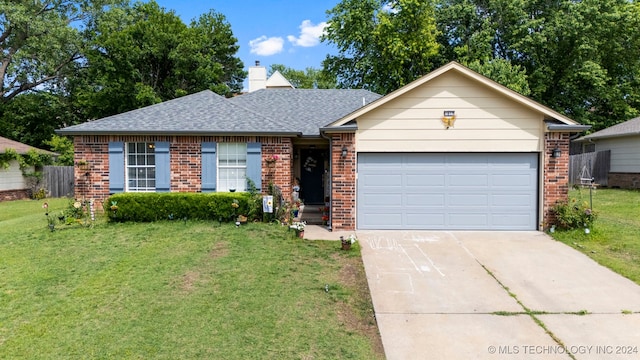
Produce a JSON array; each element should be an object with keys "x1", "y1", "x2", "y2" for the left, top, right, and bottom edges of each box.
[
  {"x1": 578, "y1": 116, "x2": 640, "y2": 141},
  {"x1": 57, "y1": 89, "x2": 382, "y2": 136}
]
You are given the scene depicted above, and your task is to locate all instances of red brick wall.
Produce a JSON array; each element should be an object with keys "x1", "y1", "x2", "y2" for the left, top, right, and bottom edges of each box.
[
  {"x1": 608, "y1": 173, "x2": 640, "y2": 189},
  {"x1": 330, "y1": 133, "x2": 356, "y2": 230},
  {"x1": 262, "y1": 139, "x2": 293, "y2": 197},
  {"x1": 543, "y1": 132, "x2": 571, "y2": 228},
  {"x1": 0, "y1": 189, "x2": 30, "y2": 201},
  {"x1": 73, "y1": 135, "x2": 292, "y2": 201}
]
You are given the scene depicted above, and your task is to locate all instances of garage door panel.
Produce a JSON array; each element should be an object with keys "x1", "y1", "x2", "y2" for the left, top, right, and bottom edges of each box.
[
  {"x1": 490, "y1": 213, "x2": 533, "y2": 227},
  {"x1": 406, "y1": 213, "x2": 446, "y2": 227},
  {"x1": 406, "y1": 174, "x2": 445, "y2": 186},
  {"x1": 363, "y1": 196, "x2": 404, "y2": 207},
  {"x1": 362, "y1": 174, "x2": 403, "y2": 186},
  {"x1": 357, "y1": 153, "x2": 538, "y2": 230},
  {"x1": 448, "y1": 213, "x2": 489, "y2": 227},
  {"x1": 406, "y1": 193, "x2": 445, "y2": 206},
  {"x1": 492, "y1": 174, "x2": 533, "y2": 187},
  {"x1": 449, "y1": 174, "x2": 489, "y2": 186},
  {"x1": 492, "y1": 194, "x2": 534, "y2": 206},
  {"x1": 450, "y1": 194, "x2": 488, "y2": 206}
]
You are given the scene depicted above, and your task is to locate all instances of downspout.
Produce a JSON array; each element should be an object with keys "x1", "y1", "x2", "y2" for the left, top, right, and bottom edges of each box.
[{"x1": 320, "y1": 130, "x2": 332, "y2": 231}]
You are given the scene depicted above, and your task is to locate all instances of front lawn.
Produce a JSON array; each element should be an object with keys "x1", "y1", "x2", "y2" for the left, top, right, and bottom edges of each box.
[
  {"x1": 0, "y1": 199, "x2": 383, "y2": 359},
  {"x1": 550, "y1": 188, "x2": 640, "y2": 285}
]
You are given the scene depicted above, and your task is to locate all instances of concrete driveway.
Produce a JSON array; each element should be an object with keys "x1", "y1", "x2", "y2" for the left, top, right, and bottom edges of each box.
[{"x1": 357, "y1": 231, "x2": 640, "y2": 360}]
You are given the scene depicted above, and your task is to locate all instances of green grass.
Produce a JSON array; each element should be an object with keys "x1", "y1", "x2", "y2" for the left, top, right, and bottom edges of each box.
[
  {"x1": 0, "y1": 199, "x2": 383, "y2": 359},
  {"x1": 550, "y1": 188, "x2": 640, "y2": 285}
]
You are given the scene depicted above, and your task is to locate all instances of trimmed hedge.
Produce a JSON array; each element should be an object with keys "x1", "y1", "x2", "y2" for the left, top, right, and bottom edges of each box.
[{"x1": 105, "y1": 192, "x2": 253, "y2": 222}]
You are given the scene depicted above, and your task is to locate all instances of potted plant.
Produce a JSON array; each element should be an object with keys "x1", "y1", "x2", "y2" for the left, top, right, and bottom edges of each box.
[
  {"x1": 341, "y1": 234, "x2": 357, "y2": 250},
  {"x1": 265, "y1": 154, "x2": 279, "y2": 168},
  {"x1": 290, "y1": 221, "x2": 306, "y2": 238}
]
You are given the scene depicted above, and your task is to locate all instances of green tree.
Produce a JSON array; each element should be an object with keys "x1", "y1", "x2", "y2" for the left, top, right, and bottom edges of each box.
[
  {"x1": 269, "y1": 64, "x2": 337, "y2": 89},
  {"x1": 78, "y1": 1, "x2": 245, "y2": 119},
  {"x1": 435, "y1": 0, "x2": 640, "y2": 130},
  {"x1": 45, "y1": 135, "x2": 74, "y2": 166},
  {"x1": 322, "y1": 0, "x2": 440, "y2": 94},
  {"x1": 0, "y1": 0, "x2": 121, "y2": 103},
  {"x1": 0, "y1": 92, "x2": 79, "y2": 149}
]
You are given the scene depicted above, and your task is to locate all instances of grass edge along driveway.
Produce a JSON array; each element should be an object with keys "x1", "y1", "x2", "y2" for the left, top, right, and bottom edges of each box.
[{"x1": 550, "y1": 188, "x2": 640, "y2": 286}]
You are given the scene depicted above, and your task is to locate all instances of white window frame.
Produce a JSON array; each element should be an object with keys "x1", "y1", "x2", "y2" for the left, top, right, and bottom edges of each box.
[
  {"x1": 218, "y1": 143, "x2": 247, "y2": 192},
  {"x1": 125, "y1": 142, "x2": 156, "y2": 192}
]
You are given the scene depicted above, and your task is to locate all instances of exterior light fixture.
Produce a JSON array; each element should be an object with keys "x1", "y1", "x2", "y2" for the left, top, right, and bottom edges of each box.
[
  {"x1": 341, "y1": 146, "x2": 348, "y2": 158},
  {"x1": 552, "y1": 147, "x2": 562, "y2": 158},
  {"x1": 442, "y1": 110, "x2": 456, "y2": 129}
]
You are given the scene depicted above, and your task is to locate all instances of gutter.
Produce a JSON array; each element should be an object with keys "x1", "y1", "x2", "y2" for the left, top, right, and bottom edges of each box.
[
  {"x1": 55, "y1": 129, "x2": 302, "y2": 137},
  {"x1": 545, "y1": 123, "x2": 591, "y2": 132}
]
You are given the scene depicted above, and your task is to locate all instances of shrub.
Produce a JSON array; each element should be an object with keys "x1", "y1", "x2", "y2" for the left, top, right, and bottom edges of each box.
[
  {"x1": 552, "y1": 199, "x2": 597, "y2": 230},
  {"x1": 105, "y1": 192, "x2": 251, "y2": 223}
]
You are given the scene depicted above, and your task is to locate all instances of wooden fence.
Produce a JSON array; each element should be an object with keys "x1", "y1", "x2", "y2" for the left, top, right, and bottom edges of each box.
[
  {"x1": 43, "y1": 166, "x2": 74, "y2": 198},
  {"x1": 569, "y1": 150, "x2": 610, "y2": 186}
]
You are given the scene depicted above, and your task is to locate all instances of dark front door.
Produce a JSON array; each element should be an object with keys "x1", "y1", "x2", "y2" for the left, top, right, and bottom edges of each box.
[{"x1": 300, "y1": 149, "x2": 325, "y2": 204}]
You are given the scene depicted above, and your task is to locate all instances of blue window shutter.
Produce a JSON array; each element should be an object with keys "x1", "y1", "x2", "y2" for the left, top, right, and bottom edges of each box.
[
  {"x1": 202, "y1": 142, "x2": 217, "y2": 192},
  {"x1": 155, "y1": 141, "x2": 170, "y2": 192},
  {"x1": 247, "y1": 142, "x2": 262, "y2": 191},
  {"x1": 108, "y1": 141, "x2": 124, "y2": 193}
]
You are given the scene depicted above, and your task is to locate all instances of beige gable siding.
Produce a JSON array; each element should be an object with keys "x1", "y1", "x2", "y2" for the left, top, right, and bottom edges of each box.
[
  {"x1": 596, "y1": 136, "x2": 640, "y2": 173},
  {"x1": 0, "y1": 160, "x2": 28, "y2": 191},
  {"x1": 356, "y1": 71, "x2": 544, "y2": 152}
]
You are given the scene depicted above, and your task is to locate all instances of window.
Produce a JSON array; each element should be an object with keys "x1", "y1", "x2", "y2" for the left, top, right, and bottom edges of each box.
[
  {"x1": 126, "y1": 142, "x2": 156, "y2": 191},
  {"x1": 218, "y1": 143, "x2": 247, "y2": 192}
]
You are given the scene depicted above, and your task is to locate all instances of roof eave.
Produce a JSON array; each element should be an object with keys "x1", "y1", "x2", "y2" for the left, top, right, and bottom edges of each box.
[
  {"x1": 319, "y1": 124, "x2": 358, "y2": 134},
  {"x1": 545, "y1": 123, "x2": 591, "y2": 132}
]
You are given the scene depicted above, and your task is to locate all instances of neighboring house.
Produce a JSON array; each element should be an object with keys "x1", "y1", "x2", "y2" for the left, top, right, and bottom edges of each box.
[
  {"x1": 575, "y1": 116, "x2": 640, "y2": 188},
  {"x1": 0, "y1": 136, "x2": 55, "y2": 201},
  {"x1": 57, "y1": 62, "x2": 589, "y2": 231}
]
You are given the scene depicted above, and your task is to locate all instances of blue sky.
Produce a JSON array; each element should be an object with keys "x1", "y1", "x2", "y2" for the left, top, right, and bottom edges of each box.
[{"x1": 154, "y1": 0, "x2": 341, "y2": 72}]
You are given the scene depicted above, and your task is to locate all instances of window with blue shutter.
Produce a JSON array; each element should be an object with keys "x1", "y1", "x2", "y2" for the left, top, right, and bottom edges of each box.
[
  {"x1": 202, "y1": 142, "x2": 217, "y2": 192},
  {"x1": 108, "y1": 141, "x2": 125, "y2": 193}
]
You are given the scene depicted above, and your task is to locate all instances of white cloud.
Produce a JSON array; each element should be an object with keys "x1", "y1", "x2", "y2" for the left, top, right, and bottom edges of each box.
[
  {"x1": 287, "y1": 20, "x2": 327, "y2": 47},
  {"x1": 249, "y1": 36, "x2": 285, "y2": 56}
]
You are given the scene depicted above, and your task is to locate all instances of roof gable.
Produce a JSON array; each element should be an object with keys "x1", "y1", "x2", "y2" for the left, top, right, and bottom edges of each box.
[
  {"x1": 326, "y1": 62, "x2": 582, "y2": 129},
  {"x1": 266, "y1": 71, "x2": 294, "y2": 89}
]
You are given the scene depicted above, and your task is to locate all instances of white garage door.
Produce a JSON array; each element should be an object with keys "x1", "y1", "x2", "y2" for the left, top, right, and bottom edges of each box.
[{"x1": 357, "y1": 153, "x2": 538, "y2": 230}]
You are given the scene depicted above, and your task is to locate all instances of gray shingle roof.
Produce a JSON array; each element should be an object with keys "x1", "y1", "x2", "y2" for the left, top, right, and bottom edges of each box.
[
  {"x1": 57, "y1": 89, "x2": 382, "y2": 136},
  {"x1": 57, "y1": 90, "x2": 292, "y2": 136},
  {"x1": 577, "y1": 116, "x2": 640, "y2": 141},
  {"x1": 229, "y1": 89, "x2": 381, "y2": 136}
]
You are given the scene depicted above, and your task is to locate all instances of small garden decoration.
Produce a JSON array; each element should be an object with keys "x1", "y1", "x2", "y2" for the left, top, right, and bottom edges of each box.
[
  {"x1": 290, "y1": 221, "x2": 306, "y2": 238},
  {"x1": 43, "y1": 202, "x2": 55, "y2": 231},
  {"x1": 341, "y1": 234, "x2": 357, "y2": 250}
]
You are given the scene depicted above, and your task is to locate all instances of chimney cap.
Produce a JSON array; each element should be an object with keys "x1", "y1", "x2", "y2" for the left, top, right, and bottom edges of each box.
[{"x1": 255, "y1": 60, "x2": 260, "y2": 66}]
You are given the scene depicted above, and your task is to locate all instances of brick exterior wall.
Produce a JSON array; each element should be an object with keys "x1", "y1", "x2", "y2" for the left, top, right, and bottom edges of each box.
[
  {"x1": 0, "y1": 189, "x2": 29, "y2": 201},
  {"x1": 262, "y1": 139, "x2": 293, "y2": 197},
  {"x1": 607, "y1": 173, "x2": 640, "y2": 189},
  {"x1": 543, "y1": 132, "x2": 571, "y2": 228},
  {"x1": 73, "y1": 135, "x2": 292, "y2": 201},
  {"x1": 330, "y1": 133, "x2": 356, "y2": 231}
]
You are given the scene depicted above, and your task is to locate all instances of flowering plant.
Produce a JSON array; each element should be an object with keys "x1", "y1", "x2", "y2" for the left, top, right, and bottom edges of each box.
[
  {"x1": 265, "y1": 154, "x2": 280, "y2": 163},
  {"x1": 344, "y1": 234, "x2": 357, "y2": 245},
  {"x1": 290, "y1": 221, "x2": 306, "y2": 231}
]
